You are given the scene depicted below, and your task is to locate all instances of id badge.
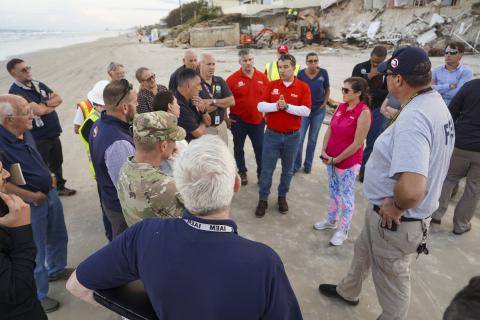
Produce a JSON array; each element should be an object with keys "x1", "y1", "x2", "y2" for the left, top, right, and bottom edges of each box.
[
  {"x1": 214, "y1": 115, "x2": 221, "y2": 125},
  {"x1": 34, "y1": 116, "x2": 44, "y2": 127}
]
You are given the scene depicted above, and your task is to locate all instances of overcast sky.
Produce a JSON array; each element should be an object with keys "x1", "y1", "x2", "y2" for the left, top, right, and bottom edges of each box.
[{"x1": 0, "y1": 0, "x2": 194, "y2": 32}]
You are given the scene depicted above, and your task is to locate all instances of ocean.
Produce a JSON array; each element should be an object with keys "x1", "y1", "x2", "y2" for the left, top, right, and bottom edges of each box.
[{"x1": 0, "y1": 29, "x2": 121, "y2": 61}]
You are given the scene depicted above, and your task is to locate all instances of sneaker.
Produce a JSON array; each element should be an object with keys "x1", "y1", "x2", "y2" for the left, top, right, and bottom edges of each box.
[
  {"x1": 41, "y1": 296, "x2": 60, "y2": 313},
  {"x1": 329, "y1": 230, "x2": 348, "y2": 246},
  {"x1": 239, "y1": 172, "x2": 248, "y2": 186},
  {"x1": 58, "y1": 187, "x2": 77, "y2": 196},
  {"x1": 48, "y1": 267, "x2": 75, "y2": 282},
  {"x1": 313, "y1": 219, "x2": 337, "y2": 230},
  {"x1": 255, "y1": 200, "x2": 268, "y2": 218},
  {"x1": 318, "y1": 284, "x2": 359, "y2": 306},
  {"x1": 453, "y1": 224, "x2": 472, "y2": 235},
  {"x1": 278, "y1": 196, "x2": 288, "y2": 213}
]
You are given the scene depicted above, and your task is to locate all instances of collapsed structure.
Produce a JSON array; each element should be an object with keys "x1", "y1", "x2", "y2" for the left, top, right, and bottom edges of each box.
[{"x1": 155, "y1": 0, "x2": 479, "y2": 54}]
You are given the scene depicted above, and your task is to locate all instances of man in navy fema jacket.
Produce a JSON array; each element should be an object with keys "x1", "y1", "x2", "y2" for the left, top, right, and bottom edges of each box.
[
  {"x1": 66, "y1": 135, "x2": 303, "y2": 320},
  {"x1": 89, "y1": 79, "x2": 137, "y2": 239},
  {"x1": 6, "y1": 58, "x2": 76, "y2": 197}
]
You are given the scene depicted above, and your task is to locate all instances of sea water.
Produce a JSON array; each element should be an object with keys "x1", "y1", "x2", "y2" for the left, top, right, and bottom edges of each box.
[{"x1": 0, "y1": 29, "x2": 120, "y2": 61}]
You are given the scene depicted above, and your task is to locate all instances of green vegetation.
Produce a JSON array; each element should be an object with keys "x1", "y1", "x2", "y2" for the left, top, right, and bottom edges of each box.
[{"x1": 163, "y1": 0, "x2": 223, "y2": 28}]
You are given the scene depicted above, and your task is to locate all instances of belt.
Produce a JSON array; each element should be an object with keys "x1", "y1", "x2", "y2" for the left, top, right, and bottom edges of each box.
[
  {"x1": 373, "y1": 205, "x2": 426, "y2": 222},
  {"x1": 269, "y1": 128, "x2": 299, "y2": 135}
]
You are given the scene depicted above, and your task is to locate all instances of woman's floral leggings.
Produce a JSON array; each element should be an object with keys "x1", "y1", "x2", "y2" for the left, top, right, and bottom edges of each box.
[{"x1": 326, "y1": 164, "x2": 360, "y2": 233}]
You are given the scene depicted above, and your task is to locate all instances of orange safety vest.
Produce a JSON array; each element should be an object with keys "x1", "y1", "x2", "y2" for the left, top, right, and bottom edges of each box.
[{"x1": 76, "y1": 99, "x2": 94, "y2": 119}]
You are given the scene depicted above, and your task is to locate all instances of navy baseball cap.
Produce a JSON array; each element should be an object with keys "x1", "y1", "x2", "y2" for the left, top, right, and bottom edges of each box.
[{"x1": 377, "y1": 46, "x2": 430, "y2": 75}]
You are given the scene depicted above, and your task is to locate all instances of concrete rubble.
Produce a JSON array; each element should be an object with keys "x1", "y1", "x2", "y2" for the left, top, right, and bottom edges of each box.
[{"x1": 152, "y1": 0, "x2": 479, "y2": 55}]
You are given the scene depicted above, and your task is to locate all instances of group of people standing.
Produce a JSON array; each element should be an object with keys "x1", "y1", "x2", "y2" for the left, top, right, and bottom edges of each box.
[{"x1": 0, "y1": 39, "x2": 478, "y2": 320}]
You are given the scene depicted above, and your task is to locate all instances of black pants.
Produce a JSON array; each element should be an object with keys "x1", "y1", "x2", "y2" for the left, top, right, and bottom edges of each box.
[{"x1": 36, "y1": 136, "x2": 66, "y2": 189}]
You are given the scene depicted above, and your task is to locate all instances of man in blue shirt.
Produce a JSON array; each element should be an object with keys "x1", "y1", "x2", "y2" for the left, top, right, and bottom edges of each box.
[
  {"x1": 0, "y1": 94, "x2": 72, "y2": 314},
  {"x1": 294, "y1": 52, "x2": 330, "y2": 174},
  {"x1": 6, "y1": 58, "x2": 76, "y2": 197},
  {"x1": 66, "y1": 135, "x2": 303, "y2": 320},
  {"x1": 432, "y1": 42, "x2": 473, "y2": 106},
  {"x1": 89, "y1": 80, "x2": 137, "y2": 239}
]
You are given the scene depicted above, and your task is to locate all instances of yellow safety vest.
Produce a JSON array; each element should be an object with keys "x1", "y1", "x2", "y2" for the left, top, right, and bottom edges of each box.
[
  {"x1": 265, "y1": 62, "x2": 300, "y2": 81},
  {"x1": 78, "y1": 109, "x2": 101, "y2": 178},
  {"x1": 76, "y1": 99, "x2": 94, "y2": 120}
]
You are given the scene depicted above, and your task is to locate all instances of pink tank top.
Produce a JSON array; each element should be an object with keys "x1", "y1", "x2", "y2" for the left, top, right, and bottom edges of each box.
[{"x1": 326, "y1": 101, "x2": 370, "y2": 169}]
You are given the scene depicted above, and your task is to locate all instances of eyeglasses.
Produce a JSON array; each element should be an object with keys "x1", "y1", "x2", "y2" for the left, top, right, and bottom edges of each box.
[
  {"x1": 115, "y1": 79, "x2": 133, "y2": 107},
  {"x1": 142, "y1": 73, "x2": 155, "y2": 82},
  {"x1": 307, "y1": 59, "x2": 318, "y2": 63},
  {"x1": 20, "y1": 66, "x2": 31, "y2": 73},
  {"x1": 341, "y1": 87, "x2": 355, "y2": 94},
  {"x1": 8, "y1": 108, "x2": 34, "y2": 117},
  {"x1": 444, "y1": 50, "x2": 459, "y2": 56}
]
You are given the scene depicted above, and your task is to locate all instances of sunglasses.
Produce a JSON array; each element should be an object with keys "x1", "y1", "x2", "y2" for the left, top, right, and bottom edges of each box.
[
  {"x1": 445, "y1": 50, "x2": 459, "y2": 56},
  {"x1": 341, "y1": 87, "x2": 356, "y2": 94},
  {"x1": 115, "y1": 79, "x2": 133, "y2": 107},
  {"x1": 142, "y1": 73, "x2": 155, "y2": 82},
  {"x1": 20, "y1": 66, "x2": 31, "y2": 73},
  {"x1": 307, "y1": 59, "x2": 318, "y2": 63}
]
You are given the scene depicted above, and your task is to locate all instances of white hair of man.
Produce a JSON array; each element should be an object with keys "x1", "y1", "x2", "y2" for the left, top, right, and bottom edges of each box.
[
  {"x1": 174, "y1": 135, "x2": 236, "y2": 216},
  {"x1": 0, "y1": 100, "x2": 15, "y2": 124}
]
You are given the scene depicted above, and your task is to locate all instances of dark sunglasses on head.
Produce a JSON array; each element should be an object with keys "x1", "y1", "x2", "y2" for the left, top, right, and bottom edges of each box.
[
  {"x1": 115, "y1": 79, "x2": 133, "y2": 107},
  {"x1": 143, "y1": 73, "x2": 155, "y2": 82},
  {"x1": 341, "y1": 87, "x2": 356, "y2": 94},
  {"x1": 445, "y1": 50, "x2": 459, "y2": 56}
]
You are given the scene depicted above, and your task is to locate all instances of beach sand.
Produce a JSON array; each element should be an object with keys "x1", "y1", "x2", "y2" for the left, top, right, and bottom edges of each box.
[{"x1": 0, "y1": 36, "x2": 479, "y2": 319}]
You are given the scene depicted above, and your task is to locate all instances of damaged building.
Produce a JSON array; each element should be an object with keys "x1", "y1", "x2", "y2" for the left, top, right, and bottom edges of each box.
[{"x1": 159, "y1": 0, "x2": 480, "y2": 54}]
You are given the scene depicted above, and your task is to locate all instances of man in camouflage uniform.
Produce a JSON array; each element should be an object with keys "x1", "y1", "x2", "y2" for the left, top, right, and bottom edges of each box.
[{"x1": 117, "y1": 111, "x2": 186, "y2": 226}]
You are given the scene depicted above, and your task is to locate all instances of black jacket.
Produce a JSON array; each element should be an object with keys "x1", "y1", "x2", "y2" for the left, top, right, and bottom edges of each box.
[{"x1": 0, "y1": 225, "x2": 47, "y2": 319}]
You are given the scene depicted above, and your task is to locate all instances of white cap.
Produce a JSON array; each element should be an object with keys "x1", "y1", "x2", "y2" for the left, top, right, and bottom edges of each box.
[{"x1": 87, "y1": 80, "x2": 109, "y2": 106}]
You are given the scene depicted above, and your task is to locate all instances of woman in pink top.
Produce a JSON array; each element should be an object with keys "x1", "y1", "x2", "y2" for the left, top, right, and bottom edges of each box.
[{"x1": 314, "y1": 77, "x2": 371, "y2": 246}]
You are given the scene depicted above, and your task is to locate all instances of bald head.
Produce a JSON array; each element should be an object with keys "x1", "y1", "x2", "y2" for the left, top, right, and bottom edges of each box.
[
  {"x1": 183, "y1": 50, "x2": 198, "y2": 70},
  {"x1": 199, "y1": 53, "x2": 216, "y2": 79}
]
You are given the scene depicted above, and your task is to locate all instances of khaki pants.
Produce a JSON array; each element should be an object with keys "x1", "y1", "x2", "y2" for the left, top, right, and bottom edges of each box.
[
  {"x1": 432, "y1": 147, "x2": 480, "y2": 233},
  {"x1": 336, "y1": 206, "x2": 429, "y2": 320},
  {"x1": 205, "y1": 121, "x2": 228, "y2": 146}
]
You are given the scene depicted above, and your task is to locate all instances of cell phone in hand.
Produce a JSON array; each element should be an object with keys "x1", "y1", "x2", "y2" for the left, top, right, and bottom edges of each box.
[
  {"x1": 0, "y1": 198, "x2": 9, "y2": 217},
  {"x1": 320, "y1": 155, "x2": 328, "y2": 161}
]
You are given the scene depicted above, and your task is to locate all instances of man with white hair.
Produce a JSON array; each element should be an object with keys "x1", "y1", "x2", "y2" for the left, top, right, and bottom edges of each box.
[
  {"x1": 107, "y1": 62, "x2": 125, "y2": 81},
  {"x1": 0, "y1": 94, "x2": 71, "y2": 313},
  {"x1": 198, "y1": 53, "x2": 234, "y2": 145},
  {"x1": 66, "y1": 135, "x2": 303, "y2": 320}
]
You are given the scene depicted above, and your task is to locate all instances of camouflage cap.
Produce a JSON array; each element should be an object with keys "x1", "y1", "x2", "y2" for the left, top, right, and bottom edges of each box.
[{"x1": 133, "y1": 111, "x2": 186, "y2": 144}]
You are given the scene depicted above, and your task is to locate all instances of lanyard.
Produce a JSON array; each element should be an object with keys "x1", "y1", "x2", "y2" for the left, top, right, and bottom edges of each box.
[
  {"x1": 201, "y1": 79, "x2": 216, "y2": 99},
  {"x1": 183, "y1": 219, "x2": 235, "y2": 233},
  {"x1": 387, "y1": 87, "x2": 433, "y2": 127}
]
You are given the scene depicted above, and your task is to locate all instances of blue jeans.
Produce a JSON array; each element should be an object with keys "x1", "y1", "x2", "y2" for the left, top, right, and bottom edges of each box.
[
  {"x1": 259, "y1": 128, "x2": 300, "y2": 200},
  {"x1": 31, "y1": 189, "x2": 68, "y2": 300},
  {"x1": 361, "y1": 106, "x2": 387, "y2": 174},
  {"x1": 230, "y1": 116, "x2": 265, "y2": 178},
  {"x1": 295, "y1": 107, "x2": 326, "y2": 171}
]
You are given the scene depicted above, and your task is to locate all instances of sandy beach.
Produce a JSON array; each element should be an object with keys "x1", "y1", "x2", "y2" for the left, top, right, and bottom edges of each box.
[{"x1": 0, "y1": 35, "x2": 479, "y2": 320}]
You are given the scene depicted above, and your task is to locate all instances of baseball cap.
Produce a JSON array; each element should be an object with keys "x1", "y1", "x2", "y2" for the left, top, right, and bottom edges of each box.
[
  {"x1": 87, "y1": 80, "x2": 109, "y2": 106},
  {"x1": 133, "y1": 111, "x2": 186, "y2": 144},
  {"x1": 277, "y1": 44, "x2": 289, "y2": 54},
  {"x1": 377, "y1": 46, "x2": 430, "y2": 75}
]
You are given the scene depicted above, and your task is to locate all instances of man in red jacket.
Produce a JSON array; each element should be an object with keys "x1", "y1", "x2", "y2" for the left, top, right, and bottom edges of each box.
[
  {"x1": 255, "y1": 54, "x2": 311, "y2": 217},
  {"x1": 226, "y1": 49, "x2": 269, "y2": 186}
]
